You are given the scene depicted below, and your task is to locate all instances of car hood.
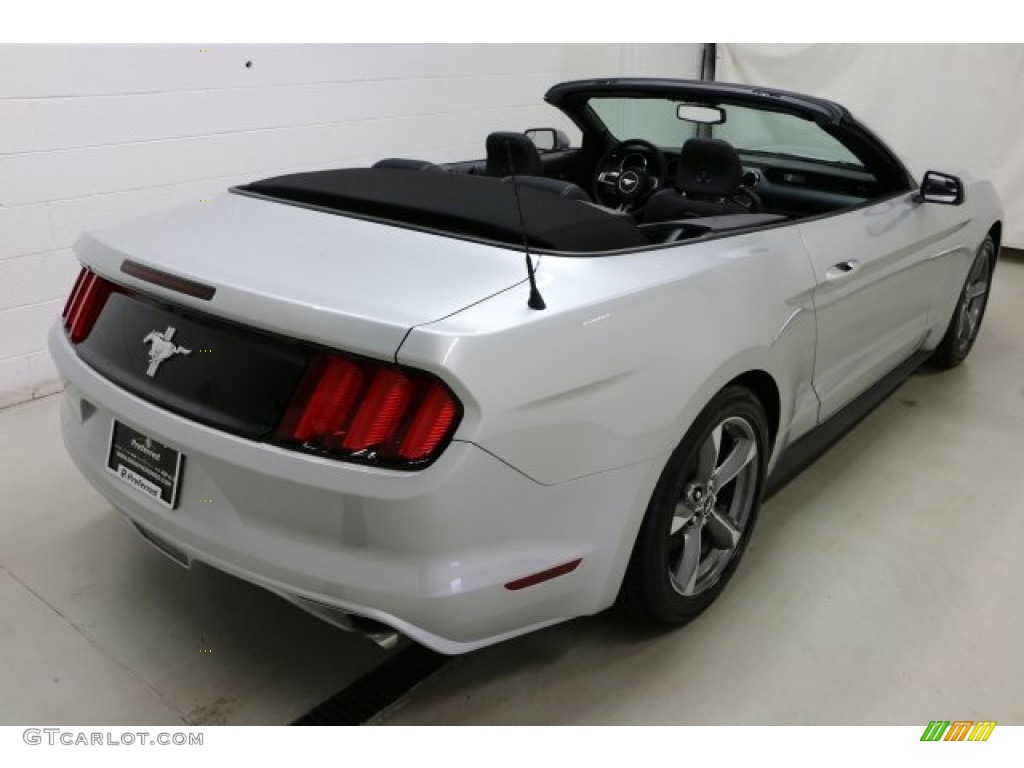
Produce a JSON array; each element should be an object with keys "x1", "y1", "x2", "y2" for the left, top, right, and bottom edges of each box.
[{"x1": 74, "y1": 193, "x2": 530, "y2": 359}]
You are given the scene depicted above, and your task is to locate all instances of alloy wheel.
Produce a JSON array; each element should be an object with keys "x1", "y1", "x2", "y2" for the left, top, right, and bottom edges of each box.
[
  {"x1": 668, "y1": 416, "x2": 759, "y2": 597},
  {"x1": 955, "y1": 240, "x2": 993, "y2": 355}
]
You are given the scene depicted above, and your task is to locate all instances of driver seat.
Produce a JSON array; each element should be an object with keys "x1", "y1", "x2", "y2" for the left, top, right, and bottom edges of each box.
[{"x1": 641, "y1": 137, "x2": 753, "y2": 222}]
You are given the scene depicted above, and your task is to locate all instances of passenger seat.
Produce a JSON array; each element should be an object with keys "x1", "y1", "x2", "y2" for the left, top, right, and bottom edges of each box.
[{"x1": 485, "y1": 132, "x2": 544, "y2": 177}]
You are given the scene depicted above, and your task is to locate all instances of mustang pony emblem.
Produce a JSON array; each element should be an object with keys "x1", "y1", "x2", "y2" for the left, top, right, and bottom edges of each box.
[{"x1": 143, "y1": 326, "x2": 191, "y2": 377}]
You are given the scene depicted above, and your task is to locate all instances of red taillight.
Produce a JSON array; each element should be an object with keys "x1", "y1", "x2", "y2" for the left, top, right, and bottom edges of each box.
[
  {"x1": 278, "y1": 357, "x2": 365, "y2": 442},
  {"x1": 342, "y1": 369, "x2": 414, "y2": 452},
  {"x1": 62, "y1": 266, "x2": 124, "y2": 343},
  {"x1": 62, "y1": 268, "x2": 89, "y2": 322},
  {"x1": 400, "y1": 381, "x2": 459, "y2": 460},
  {"x1": 277, "y1": 353, "x2": 461, "y2": 467}
]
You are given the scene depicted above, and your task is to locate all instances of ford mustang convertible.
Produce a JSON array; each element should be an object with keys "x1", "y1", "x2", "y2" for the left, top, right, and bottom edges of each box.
[{"x1": 51, "y1": 78, "x2": 1002, "y2": 654}]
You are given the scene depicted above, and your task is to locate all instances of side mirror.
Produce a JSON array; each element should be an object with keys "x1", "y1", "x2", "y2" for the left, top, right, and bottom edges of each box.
[
  {"x1": 918, "y1": 170, "x2": 964, "y2": 205},
  {"x1": 525, "y1": 128, "x2": 570, "y2": 152}
]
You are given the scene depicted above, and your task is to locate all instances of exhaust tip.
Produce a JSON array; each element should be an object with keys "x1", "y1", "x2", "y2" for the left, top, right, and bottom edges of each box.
[
  {"x1": 130, "y1": 522, "x2": 193, "y2": 569},
  {"x1": 287, "y1": 595, "x2": 402, "y2": 650},
  {"x1": 348, "y1": 615, "x2": 402, "y2": 651},
  {"x1": 128, "y1": 523, "x2": 401, "y2": 650}
]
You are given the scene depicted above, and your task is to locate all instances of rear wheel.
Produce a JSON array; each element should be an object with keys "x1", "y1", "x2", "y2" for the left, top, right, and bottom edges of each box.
[
  {"x1": 929, "y1": 235, "x2": 995, "y2": 369},
  {"x1": 620, "y1": 386, "x2": 769, "y2": 624}
]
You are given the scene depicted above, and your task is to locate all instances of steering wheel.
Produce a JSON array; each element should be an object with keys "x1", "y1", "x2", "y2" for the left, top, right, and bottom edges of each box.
[
  {"x1": 592, "y1": 139, "x2": 669, "y2": 211},
  {"x1": 729, "y1": 186, "x2": 764, "y2": 213}
]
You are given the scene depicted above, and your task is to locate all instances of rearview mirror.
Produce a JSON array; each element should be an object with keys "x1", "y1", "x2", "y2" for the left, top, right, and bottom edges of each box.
[
  {"x1": 525, "y1": 128, "x2": 571, "y2": 152},
  {"x1": 676, "y1": 103, "x2": 726, "y2": 125},
  {"x1": 918, "y1": 170, "x2": 964, "y2": 205}
]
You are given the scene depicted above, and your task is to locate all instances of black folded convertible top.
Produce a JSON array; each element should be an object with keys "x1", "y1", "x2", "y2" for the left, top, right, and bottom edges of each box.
[{"x1": 236, "y1": 168, "x2": 647, "y2": 253}]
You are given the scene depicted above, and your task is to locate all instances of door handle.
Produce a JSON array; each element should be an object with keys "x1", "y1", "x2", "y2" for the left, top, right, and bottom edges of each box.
[{"x1": 825, "y1": 260, "x2": 860, "y2": 280}]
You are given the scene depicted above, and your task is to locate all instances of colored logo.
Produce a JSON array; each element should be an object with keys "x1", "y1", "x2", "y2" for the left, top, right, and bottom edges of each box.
[{"x1": 920, "y1": 721, "x2": 996, "y2": 741}]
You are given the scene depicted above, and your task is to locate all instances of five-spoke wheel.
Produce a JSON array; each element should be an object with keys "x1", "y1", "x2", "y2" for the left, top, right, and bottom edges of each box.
[
  {"x1": 620, "y1": 386, "x2": 768, "y2": 624},
  {"x1": 669, "y1": 415, "x2": 759, "y2": 597},
  {"x1": 929, "y1": 234, "x2": 996, "y2": 368}
]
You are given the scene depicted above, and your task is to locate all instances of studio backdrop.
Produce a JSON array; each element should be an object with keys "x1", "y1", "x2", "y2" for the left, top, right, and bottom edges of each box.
[{"x1": 718, "y1": 44, "x2": 1024, "y2": 249}]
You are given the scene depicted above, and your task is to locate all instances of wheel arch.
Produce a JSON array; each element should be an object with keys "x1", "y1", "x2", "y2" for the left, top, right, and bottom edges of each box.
[
  {"x1": 988, "y1": 221, "x2": 1003, "y2": 257},
  {"x1": 616, "y1": 375, "x2": 775, "y2": 621},
  {"x1": 600, "y1": 351, "x2": 801, "y2": 611},
  {"x1": 726, "y1": 370, "x2": 781, "y2": 445}
]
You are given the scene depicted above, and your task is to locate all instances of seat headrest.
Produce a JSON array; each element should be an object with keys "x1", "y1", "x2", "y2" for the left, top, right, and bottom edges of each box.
[
  {"x1": 486, "y1": 132, "x2": 544, "y2": 177},
  {"x1": 372, "y1": 158, "x2": 444, "y2": 171},
  {"x1": 503, "y1": 175, "x2": 591, "y2": 203},
  {"x1": 676, "y1": 137, "x2": 743, "y2": 197}
]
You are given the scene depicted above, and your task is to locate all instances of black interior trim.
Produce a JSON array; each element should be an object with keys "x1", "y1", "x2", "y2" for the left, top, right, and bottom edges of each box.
[
  {"x1": 546, "y1": 78, "x2": 849, "y2": 124},
  {"x1": 639, "y1": 213, "x2": 788, "y2": 244},
  {"x1": 233, "y1": 184, "x2": 912, "y2": 259},
  {"x1": 240, "y1": 168, "x2": 647, "y2": 253}
]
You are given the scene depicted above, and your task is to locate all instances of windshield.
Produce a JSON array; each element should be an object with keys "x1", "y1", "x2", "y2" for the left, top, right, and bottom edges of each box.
[{"x1": 588, "y1": 97, "x2": 863, "y2": 168}]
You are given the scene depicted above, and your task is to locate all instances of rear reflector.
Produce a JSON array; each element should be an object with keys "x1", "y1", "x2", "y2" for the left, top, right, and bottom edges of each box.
[
  {"x1": 504, "y1": 559, "x2": 583, "y2": 591},
  {"x1": 277, "y1": 353, "x2": 461, "y2": 468},
  {"x1": 62, "y1": 266, "x2": 124, "y2": 344}
]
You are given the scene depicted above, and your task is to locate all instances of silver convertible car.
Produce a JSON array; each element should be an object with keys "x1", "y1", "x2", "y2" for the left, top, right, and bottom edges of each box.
[{"x1": 51, "y1": 78, "x2": 1002, "y2": 653}]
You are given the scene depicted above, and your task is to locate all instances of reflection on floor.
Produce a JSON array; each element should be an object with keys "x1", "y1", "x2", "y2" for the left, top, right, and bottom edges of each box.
[{"x1": 2, "y1": 252, "x2": 1023, "y2": 725}]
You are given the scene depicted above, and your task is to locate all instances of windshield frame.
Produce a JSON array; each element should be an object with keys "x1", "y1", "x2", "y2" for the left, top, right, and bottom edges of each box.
[
  {"x1": 545, "y1": 78, "x2": 916, "y2": 195},
  {"x1": 585, "y1": 95, "x2": 867, "y2": 170}
]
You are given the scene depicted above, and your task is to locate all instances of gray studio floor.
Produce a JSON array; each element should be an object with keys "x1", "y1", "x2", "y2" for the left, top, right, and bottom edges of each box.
[{"x1": 3, "y1": 253, "x2": 1023, "y2": 726}]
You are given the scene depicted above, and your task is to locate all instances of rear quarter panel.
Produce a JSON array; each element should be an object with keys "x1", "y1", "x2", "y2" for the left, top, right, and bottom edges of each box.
[{"x1": 398, "y1": 225, "x2": 821, "y2": 488}]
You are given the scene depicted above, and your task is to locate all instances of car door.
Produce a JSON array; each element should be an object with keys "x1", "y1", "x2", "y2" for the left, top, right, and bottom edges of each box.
[{"x1": 799, "y1": 191, "x2": 949, "y2": 421}]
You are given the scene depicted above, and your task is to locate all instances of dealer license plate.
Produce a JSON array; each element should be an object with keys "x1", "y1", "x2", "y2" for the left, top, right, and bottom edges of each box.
[{"x1": 105, "y1": 421, "x2": 184, "y2": 509}]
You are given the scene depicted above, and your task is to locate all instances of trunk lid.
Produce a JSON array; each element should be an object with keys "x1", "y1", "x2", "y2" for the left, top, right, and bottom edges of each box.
[{"x1": 76, "y1": 192, "x2": 530, "y2": 359}]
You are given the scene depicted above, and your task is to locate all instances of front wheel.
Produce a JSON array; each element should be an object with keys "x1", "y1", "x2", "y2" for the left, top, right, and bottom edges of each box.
[
  {"x1": 928, "y1": 235, "x2": 995, "y2": 369},
  {"x1": 619, "y1": 386, "x2": 769, "y2": 624}
]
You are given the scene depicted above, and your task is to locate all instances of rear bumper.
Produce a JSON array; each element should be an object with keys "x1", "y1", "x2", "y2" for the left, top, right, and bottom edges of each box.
[{"x1": 49, "y1": 325, "x2": 658, "y2": 653}]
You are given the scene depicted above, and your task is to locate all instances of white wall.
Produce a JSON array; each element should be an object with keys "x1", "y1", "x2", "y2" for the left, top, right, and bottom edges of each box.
[
  {"x1": 718, "y1": 44, "x2": 1024, "y2": 248},
  {"x1": 0, "y1": 43, "x2": 700, "y2": 408}
]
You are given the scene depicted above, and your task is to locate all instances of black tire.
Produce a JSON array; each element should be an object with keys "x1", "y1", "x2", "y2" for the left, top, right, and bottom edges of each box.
[
  {"x1": 619, "y1": 386, "x2": 769, "y2": 624},
  {"x1": 928, "y1": 235, "x2": 996, "y2": 369}
]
